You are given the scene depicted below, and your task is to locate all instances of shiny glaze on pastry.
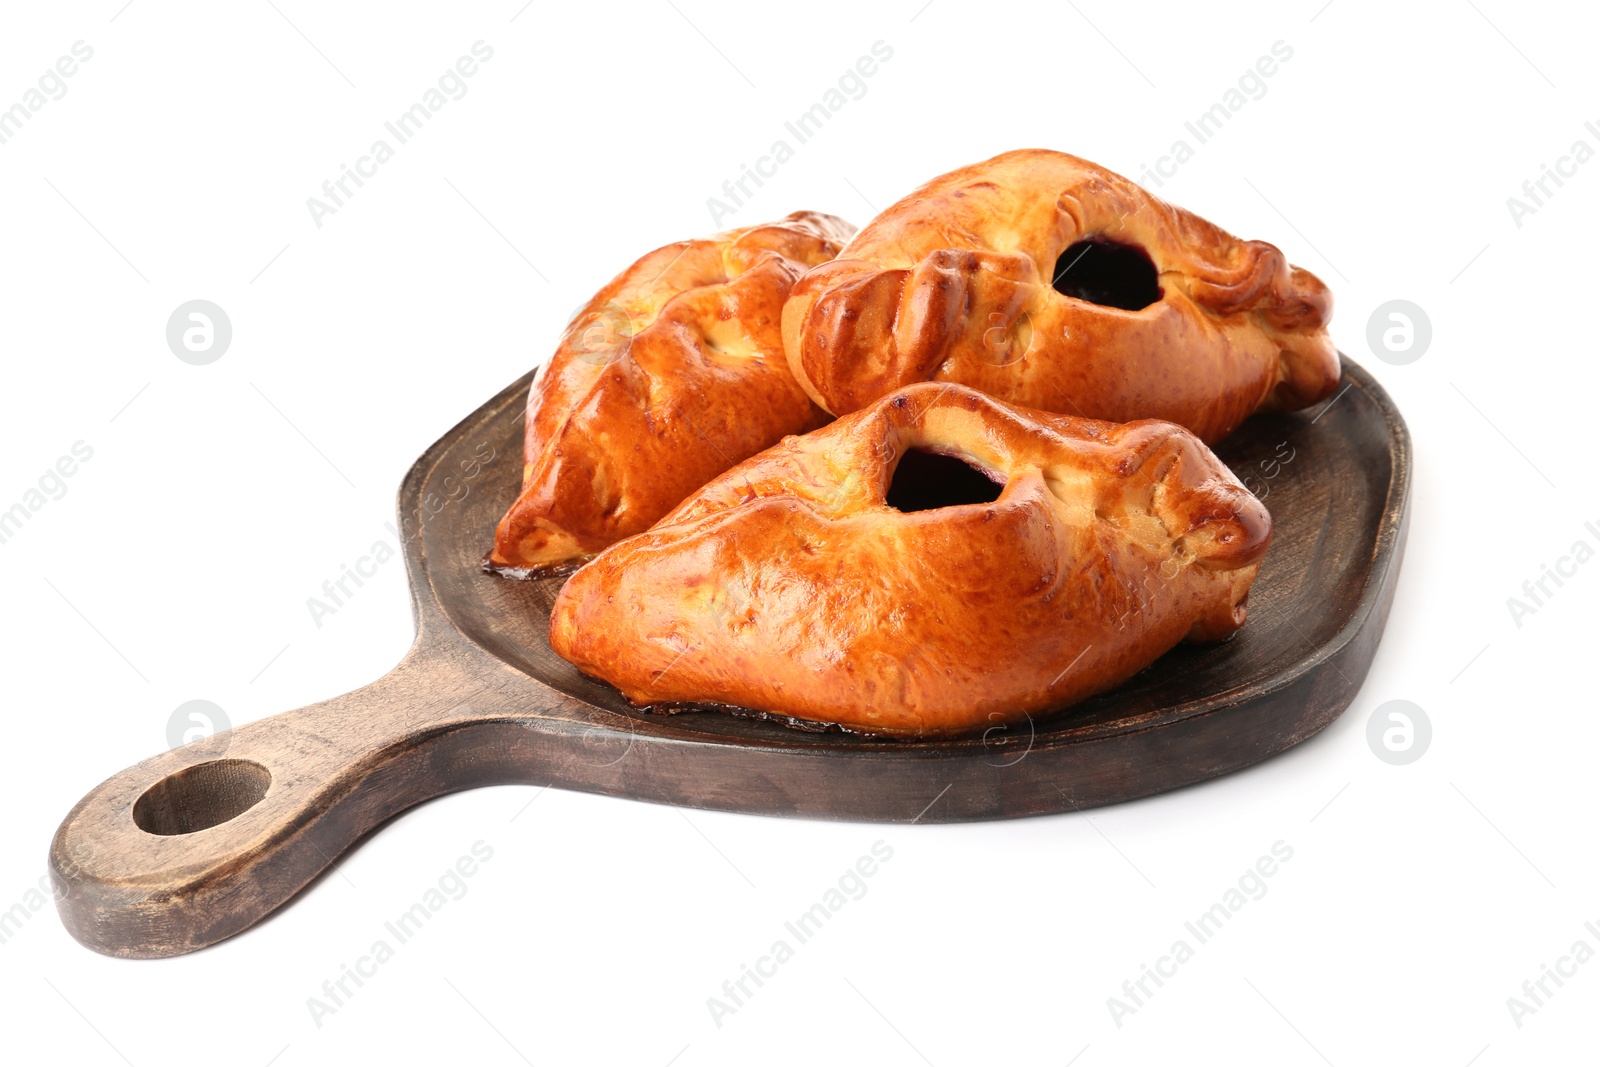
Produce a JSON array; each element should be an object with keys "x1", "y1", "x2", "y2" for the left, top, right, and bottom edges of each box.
[
  {"x1": 782, "y1": 149, "x2": 1338, "y2": 443},
  {"x1": 549, "y1": 383, "x2": 1271, "y2": 738},
  {"x1": 488, "y1": 211, "x2": 856, "y2": 576}
]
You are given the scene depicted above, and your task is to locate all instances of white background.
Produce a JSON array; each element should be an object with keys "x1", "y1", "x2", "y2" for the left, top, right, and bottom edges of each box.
[{"x1": 1, "y1": 1, "x2": 1595, "y2": 1063}]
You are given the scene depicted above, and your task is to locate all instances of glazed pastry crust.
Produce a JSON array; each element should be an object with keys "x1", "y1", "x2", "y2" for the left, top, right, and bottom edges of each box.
[
  {"x1": 782, "y1": 149, "x2": 1339, "y2": 443},
  {"x1": 549, "y1": 383, "x2": 1271, "y2": 738},
  {"x1": 489, "y1": 211, "x2": 856, "y2": 575}
]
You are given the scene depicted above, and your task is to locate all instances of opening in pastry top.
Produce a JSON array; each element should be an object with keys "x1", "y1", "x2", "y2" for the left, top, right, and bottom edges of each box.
[
  {"x1": 1051, "y1": 237, "x2": 1162, "y2": 311},
  {"x1": 885, "y1": 448, "x2": 1005, "y2": 513}
]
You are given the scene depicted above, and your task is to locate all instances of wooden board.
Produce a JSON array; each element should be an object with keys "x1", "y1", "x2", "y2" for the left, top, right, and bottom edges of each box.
[{"x1": 50, "y1": 355, "x2": 1410, "y2": 957}]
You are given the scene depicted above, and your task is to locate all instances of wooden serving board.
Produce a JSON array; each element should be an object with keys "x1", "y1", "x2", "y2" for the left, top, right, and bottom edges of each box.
[{"x1": 51, "y1": 355, "x2": 1409, "y2": 957}]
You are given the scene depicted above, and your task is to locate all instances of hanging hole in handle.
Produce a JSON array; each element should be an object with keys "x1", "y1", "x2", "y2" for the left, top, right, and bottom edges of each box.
[{"x1": 132, "y1": 759, "x2": 273, "y2": 836}]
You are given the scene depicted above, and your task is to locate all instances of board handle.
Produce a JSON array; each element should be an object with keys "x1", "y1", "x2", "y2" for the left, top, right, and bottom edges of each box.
[{"x1": 49, "y1": 648, "x2": 519, "y2": 958}]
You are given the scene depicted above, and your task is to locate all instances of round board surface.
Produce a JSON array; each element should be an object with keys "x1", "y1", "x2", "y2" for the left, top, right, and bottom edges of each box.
[{"x1": 436, "y1": 355, "x2": 1409, "y2": 793}]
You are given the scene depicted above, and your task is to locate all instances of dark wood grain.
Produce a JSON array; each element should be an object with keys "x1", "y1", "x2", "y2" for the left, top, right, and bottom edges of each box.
[{"x1": 50, "y1": 355, "x2": 1409, "y2": 957}]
